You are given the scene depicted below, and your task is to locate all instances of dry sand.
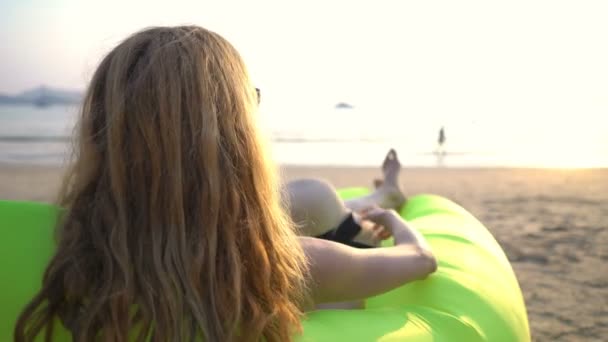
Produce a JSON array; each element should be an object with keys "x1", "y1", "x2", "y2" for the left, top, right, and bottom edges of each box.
[{"x1": 1, "y1": 164, "x2": 607, "y2": 341}]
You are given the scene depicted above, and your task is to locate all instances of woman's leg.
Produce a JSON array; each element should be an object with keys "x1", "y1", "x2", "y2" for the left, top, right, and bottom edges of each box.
[
  {"x1": 284, "y1": 149, "x2": 406, "y2": 246},
  {"x1": 343, "y1": 149, "x2": 405, "y2": 212},
  {"x1": 284, "y1": 178, "x2": 349, "y2": 237}
]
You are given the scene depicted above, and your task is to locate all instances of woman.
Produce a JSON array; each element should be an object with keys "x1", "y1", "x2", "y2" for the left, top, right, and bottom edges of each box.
[{"x1": 14, "y1": 26, "x2": 436, "y2": 342}]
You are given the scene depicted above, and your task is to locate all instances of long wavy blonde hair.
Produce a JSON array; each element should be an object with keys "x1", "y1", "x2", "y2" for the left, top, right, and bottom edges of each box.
[{"x1": 14, "y1": 26, "x2": 309, "y2": 342}]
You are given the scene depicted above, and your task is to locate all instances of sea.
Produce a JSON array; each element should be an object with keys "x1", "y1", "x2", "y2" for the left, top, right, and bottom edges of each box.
[{"x1": 0, "y1": 104, "x2": 606, "y2": 168}]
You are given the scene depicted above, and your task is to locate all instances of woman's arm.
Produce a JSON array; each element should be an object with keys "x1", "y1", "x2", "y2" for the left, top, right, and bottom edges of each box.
[
  {"x1": 361, "y1": 207, "x2": 432, "y2": 252},
  {"x1": 301, "y1": 209, "x2": 436, "y2": 305}
]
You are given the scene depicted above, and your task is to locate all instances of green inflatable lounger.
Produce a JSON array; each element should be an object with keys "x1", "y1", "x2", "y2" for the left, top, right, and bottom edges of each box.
[{"x1": 0, "y1": 191, "x2": 530, "y2": 341}]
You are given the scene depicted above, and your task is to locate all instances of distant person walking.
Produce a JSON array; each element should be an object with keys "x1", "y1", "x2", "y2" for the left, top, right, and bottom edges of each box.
[
  {"x1": 435, "y1": 126, "x2": 446, "y2": 167},
  {"x1": 437, "y1": 127, "x2": 446, "y2": 154}
]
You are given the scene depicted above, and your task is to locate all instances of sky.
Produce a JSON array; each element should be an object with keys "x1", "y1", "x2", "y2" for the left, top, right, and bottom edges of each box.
[{"x1": 0, "y1": 0, "x2": 607, "y2": 167}]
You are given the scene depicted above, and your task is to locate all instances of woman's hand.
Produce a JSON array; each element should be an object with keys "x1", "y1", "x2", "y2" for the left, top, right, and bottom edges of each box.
[
  {"x1": 351, "y1": 211, "x2": 393, "y2": 246},
  {"x1": 359, "y1": 206, "x2": 407, "y2": 239},
  {"x1": 359, "y1": 206, "x2": 399, "y2": 230},
  {"x1": 359, "y1": 206, "x2": 433, "y2": 256}
]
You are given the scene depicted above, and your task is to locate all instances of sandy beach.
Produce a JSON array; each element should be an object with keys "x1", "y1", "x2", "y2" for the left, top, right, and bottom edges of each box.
[{"x1": 1, "y1": 164, "x2": 606, "y2": 341}]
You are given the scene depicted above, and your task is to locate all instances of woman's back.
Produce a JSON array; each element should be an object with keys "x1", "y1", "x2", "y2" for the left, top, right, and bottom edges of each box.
[{"x1": 14, "y1": 26, "x2": 308, "y2": 342}]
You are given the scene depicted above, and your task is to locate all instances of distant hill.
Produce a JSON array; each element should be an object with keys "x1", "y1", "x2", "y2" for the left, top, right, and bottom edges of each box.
[{"x1": 0, "y1": 86, "x2": 83, "y2": 107}]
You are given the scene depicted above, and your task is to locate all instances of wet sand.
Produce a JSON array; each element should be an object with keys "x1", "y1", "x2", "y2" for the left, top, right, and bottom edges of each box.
[{"x1": 1, "y1": 164, "x2": 607, "y2": 341}]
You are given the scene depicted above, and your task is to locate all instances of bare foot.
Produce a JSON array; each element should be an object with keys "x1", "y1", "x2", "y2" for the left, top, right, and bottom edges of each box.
[
  {"x1": 353, "y1": 150, "x2": 406, "y2": 246},
  {"x1": 382, "y1": 149, "x2": 400, "y2": 187},
  {"x1": 376, "y1": 149, "x2": 406, "y2": 210}
]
